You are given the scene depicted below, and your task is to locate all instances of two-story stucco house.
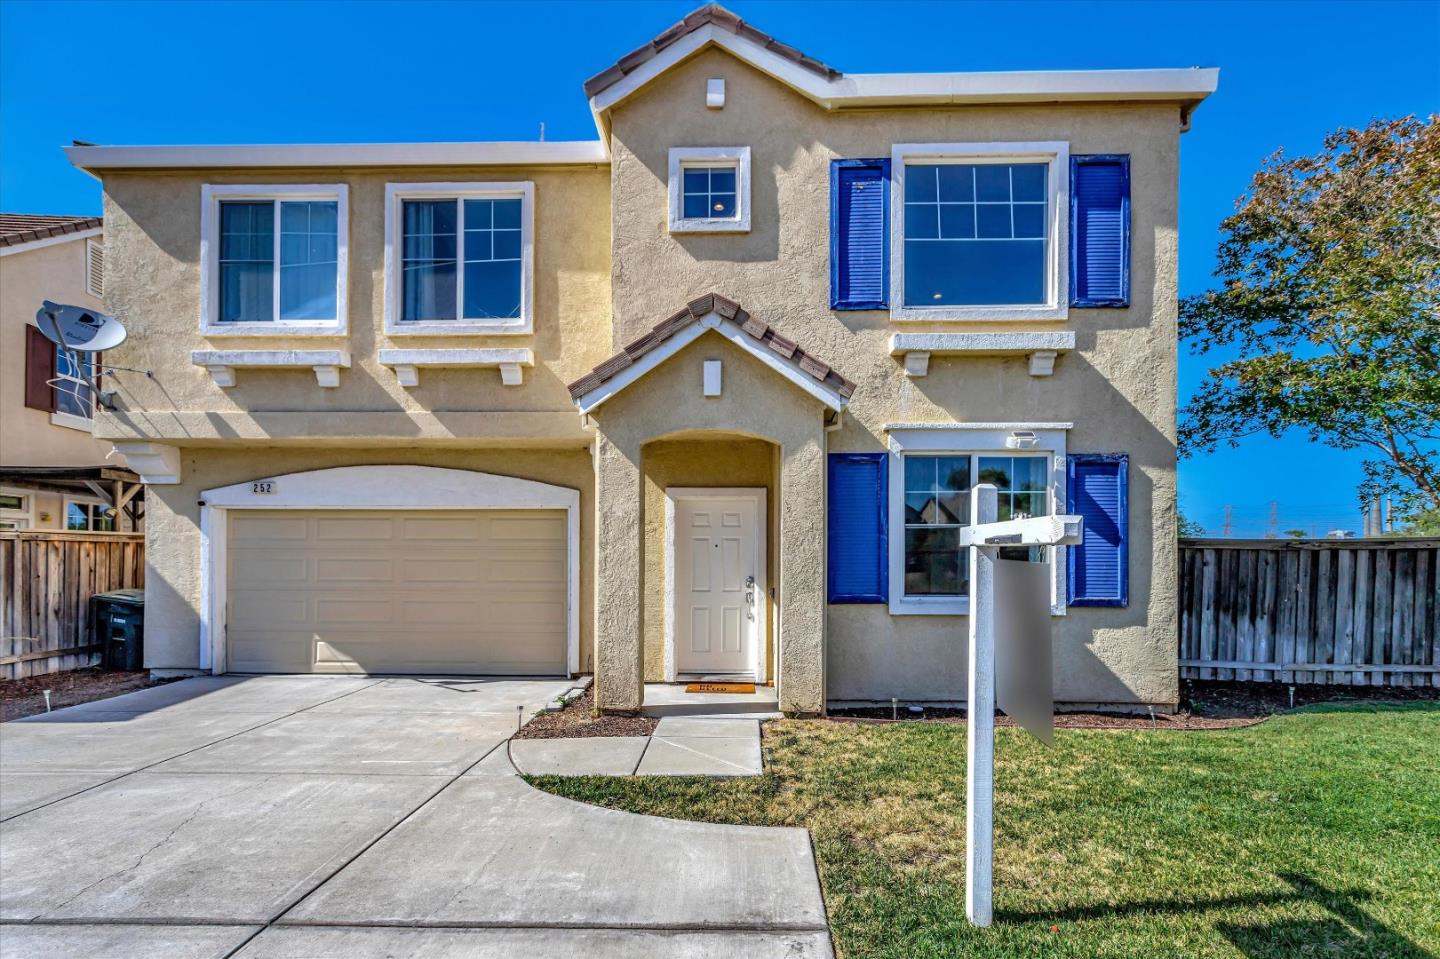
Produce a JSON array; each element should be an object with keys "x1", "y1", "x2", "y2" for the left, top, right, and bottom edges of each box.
[
  {"x1": 67, "y1": 5, "x2": 1217, "y2": 714},
  {"x1": 1, "y1": 214, "x2": 144, "y2": 534}
]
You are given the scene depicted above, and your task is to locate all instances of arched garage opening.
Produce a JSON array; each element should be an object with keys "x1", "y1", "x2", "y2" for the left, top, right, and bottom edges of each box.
[{"x1": 198, "y1": 465, "x2": 579, "y2": 677}]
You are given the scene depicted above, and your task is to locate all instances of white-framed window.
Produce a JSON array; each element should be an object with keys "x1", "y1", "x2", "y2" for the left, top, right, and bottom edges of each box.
[
  {"x1": 890, "y1": 142, "x2": 1068, "y2": 322},
  {"x1": 199, "y1": 184, "x2": 349, "y2": 336},
  {"x1": 668, "y1": 147, "x2": 751, "y2": 234},
  {"x1": 383, "y1": 181, "x2": 534, "y2": 336},
  {"x1": 51, "y1": 346, "x2": 95, "y2": 430},
  {"x1": 0, "y1": 489, "x2": 34, "y2": 530},
  {"x1": 887, "y1": 424, "x2": 1070, "y2": 616},
  {"x1": 63, "y1": 496, "x2": 116, "y2": 533},
  {"x1": 85, "y1": 238, "x2": 104, "y2": 297}
]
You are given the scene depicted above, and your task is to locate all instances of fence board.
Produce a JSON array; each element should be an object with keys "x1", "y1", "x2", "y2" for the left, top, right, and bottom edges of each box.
[
  {"x1": 0, "y1": 532, "x2": 145, "y2": 680},
  {"x1": 1180, "y1": 538, "x2": 1438, "y2": 687}
]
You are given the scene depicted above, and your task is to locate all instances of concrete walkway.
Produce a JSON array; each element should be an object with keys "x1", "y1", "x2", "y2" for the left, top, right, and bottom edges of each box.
[
  {"x1": 511, "y1": 684, "x2": 781, "y2": 777},
  {"x1": 0, "y1": 675, "x2": 831, "y2": 958}
]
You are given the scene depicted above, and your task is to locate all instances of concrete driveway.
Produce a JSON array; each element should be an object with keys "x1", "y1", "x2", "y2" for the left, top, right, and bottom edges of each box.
[{"x1": 0, "y1": 675, "x2": 831, "y2": 958}]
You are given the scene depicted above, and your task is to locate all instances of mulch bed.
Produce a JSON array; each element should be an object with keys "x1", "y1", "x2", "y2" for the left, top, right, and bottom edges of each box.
[
  {"x1": 0, "y1": 668, "x2": 180, "y2": 722},
  {"x1": 514, "y1": 687, "x2": 659, "y2": 739},
  {"x1": 825, "y1": 678, "x2": 1437, "y2": 732}
]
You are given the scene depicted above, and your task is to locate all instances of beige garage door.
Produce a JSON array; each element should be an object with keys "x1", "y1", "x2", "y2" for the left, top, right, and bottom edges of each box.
[{"x1": 226, "y1": 509, "x2": 567, "y2": 675}]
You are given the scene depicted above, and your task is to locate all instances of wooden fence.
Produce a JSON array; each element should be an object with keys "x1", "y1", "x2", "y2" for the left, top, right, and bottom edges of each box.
[
  {"x1": 1179, "y1": 538, "x2": 1439, "y2": 687},
  {"x1": 1, "y1": 531, "x2": 145, "y2": 679}
]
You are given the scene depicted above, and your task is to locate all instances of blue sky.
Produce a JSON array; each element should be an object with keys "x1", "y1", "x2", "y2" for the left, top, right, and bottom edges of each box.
[{"x1": 3, "y1": 0, "x2": 1437, "y2": 535}]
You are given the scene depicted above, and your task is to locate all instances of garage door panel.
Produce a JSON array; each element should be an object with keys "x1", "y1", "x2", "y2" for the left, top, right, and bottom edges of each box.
[
  {"x1": 314, "y1": 556, "x2": 396, "y2": 584},
  {"x1": 227, "y1": 509, "x2": 567, "y2": 675},
  {"x1": 398, "y1": 556, "x2": 487, "y2": 584},
  {"x1": 230, "y1": 515, "x2": 309, "y2": 541}
]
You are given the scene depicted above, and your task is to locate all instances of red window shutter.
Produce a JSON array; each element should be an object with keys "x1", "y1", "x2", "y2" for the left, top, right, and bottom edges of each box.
[{"x1": 24, "y1": 324, "x2": 55, "y2": 412}]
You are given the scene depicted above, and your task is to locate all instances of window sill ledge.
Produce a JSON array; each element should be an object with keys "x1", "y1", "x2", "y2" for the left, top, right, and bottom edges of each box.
[
  {"x1": 50, "y1": 411, "x2": 95, "y2": 433},
  {"x1": 191, "y1": 349, "x2": 351, "y2": 388},
  {"x1": 199, "y1": 323, "x2": 347, "y2": 338}
]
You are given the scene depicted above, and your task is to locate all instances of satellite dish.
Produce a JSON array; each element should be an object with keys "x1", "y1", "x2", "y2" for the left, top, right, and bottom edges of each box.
[{"x1": 35, "y1": 300, "x2": 127, "y2": 352}]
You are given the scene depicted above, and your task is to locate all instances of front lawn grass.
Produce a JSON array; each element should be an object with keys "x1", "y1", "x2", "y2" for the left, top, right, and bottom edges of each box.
[{"x1": 528, "y1": 703, "x2": 1439, "y2": 958}]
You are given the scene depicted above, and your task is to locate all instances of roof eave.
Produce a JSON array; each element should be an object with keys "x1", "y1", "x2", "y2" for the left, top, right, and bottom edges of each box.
[
  {"x1": 64, "y1": 140, "x2": 611, "y2": 174},
  {"x1": 586, "y1": 24, "x2": 1218, "y2": 133}
]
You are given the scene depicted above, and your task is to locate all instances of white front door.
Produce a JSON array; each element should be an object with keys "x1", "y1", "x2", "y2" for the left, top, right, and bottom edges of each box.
[{"x1": 673, "y1": 493, "x2": 762, "y2": 676}]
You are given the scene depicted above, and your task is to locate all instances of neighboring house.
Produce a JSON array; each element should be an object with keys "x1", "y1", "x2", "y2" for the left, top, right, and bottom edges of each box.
[
  {"x1": 66, "y1": 5, "x2": 1217, "y2": 712},
  {"x1": 0, "y1": 214, "x2": 143, "y2": 533}
]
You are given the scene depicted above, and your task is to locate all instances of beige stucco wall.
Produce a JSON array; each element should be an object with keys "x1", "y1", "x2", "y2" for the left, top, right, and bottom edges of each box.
[
  {"x1": 0, "y1": 237, "x2": 114, "y2": 470},
  {"x1": 591, "y1": 335, "x2": 826, "y2": 713},
  {"x1": 641, "y1": 436, "x2": 777, "y2": 683},
  {"x1": 607, "y1": 49, "x2": 1181, "y2": 706},
  {"x1": 140, "y1": 448, "x2": 594, "y2": 674},
  {"x1": 97, "y1": 165, "x2": 611, "y2": 420}
]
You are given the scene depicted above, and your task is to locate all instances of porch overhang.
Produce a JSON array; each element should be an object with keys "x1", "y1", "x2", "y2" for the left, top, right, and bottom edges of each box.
[{"x1": 569, "y1": 294, "x2": 855, "y2": 416}]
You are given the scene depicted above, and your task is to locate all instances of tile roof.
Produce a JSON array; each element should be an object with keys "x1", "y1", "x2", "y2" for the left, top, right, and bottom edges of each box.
[
  {"x1": 583, "y1": 3, "x2": 841, "y2": 98},
  {"x1": 568, "y1": 293, "x2": 856, "y2": 404},
  {"x1": 0, "y1": 214, "x2": 103, "y2": 248}
]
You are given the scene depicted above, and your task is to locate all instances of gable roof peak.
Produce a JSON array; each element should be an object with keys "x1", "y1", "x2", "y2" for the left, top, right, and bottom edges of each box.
[{"x1": 583, "y1": 3, "x2": 841, "y2": 99}]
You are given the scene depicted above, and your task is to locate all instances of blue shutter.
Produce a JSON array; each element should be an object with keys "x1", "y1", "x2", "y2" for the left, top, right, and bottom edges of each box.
[
  {"x1": 828, "y1": 453, "x2": 888, "y2": 603},
  {"x1": 1070, "y1": 155, "x2": 1130, "y2": 307},
  {"x1": 830, "y1": 159, "x2": 889, "y2": 310},
  {"x1": 1067, "y1": 454, "x2": 1128, "y2": 606}
]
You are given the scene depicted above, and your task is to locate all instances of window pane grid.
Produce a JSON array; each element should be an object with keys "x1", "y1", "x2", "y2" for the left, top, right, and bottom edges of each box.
[
  {"x1": 681, "y1": 165, "x2": 738, "y2": 220},
  {"x1": 54, "y1": 348, "x2": 94, "y2": 418},
  {"x1": 278, "y1": 201, "x2": 338, "y2": 321},
  {"x1": 902, "y1": 453, "x2": 1051, "y2": 597},
  {"x1": 218, "y1": 200, "x2": 275, "y2": 323},
  {"x1": 902, "y1": 161, "x2": 1049, "y2": 307},
  {"x1": 402, "y1": 196, "x2": 523, "y2": 322}
]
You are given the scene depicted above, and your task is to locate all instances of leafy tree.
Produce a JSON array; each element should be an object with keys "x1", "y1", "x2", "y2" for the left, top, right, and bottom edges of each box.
[
  {"x1": 1180, "y1": 116, "x2": 1440, "y2": 517},
  {"x1": 1284, "y1": 529, "x2": 1309, "y2": 539},
  {"x1": 1400, "y1": 507, "x2": 1440, "y2": 536},
  {"x1": 1177, "y1": 510, "x2": 1206, "y2": 538}
]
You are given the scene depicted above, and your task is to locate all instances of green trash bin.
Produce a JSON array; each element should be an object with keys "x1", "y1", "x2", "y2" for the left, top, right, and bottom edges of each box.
[{"x1": 91, "y1": 589, "x2": 145, "y2": 671}]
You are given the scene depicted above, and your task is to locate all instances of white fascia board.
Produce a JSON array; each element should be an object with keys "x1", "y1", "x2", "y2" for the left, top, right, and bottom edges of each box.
[
  {"x1": 884, "y1": 421, "x2": 1074, "y2": 431},
  {"x1": 66, "y1": 140, "x2": 608, "y2": 172},
  {"x1": 0, "y1": 227, "x2": 102, "y2": 257},
  {"x1": 588, "y1": 24, "x2": 1218, "y2": 124},
  {"x1": 574, "y1": 313, "x2": 848, "y2": 415},
  {"x1": 837, "y1": 67, "x2": 1220, "y2": 107},
  {"x1": 889, "y1": 332, "x2": 1077, "y2": 356}
]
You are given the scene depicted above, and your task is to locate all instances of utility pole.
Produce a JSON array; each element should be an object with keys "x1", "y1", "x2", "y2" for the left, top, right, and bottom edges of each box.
[{"x1": 1222, "y1": 504, "x2": 1233, "y2": 538}]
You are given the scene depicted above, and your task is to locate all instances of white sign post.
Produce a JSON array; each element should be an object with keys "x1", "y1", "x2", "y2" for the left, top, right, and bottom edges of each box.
[{"x1": 962, "y1": 483, "x2": 1083, "y2": 927}]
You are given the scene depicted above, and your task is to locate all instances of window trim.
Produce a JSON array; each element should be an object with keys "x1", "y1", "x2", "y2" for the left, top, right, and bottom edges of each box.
[
  {"x1": 383, "y1": 181, "x2": 535, "y2": 336},
  {"x1": 0, "y1": 487, "x2": 35, "y2": 530},
  {"x1": 199, "y1": 183, "x2": 350, "y2": 337},
  {"x1": 668, "y1": 147, "x2": 752, "y2": 234},
  {"x1": 889, "y1": 142, "x2": 1069, "y2": 322},
  {"x1": 62, "y1": 494, "x2": 117, "y2": 533},
  {"x1": 886, "y1": 424, "x2": 1070, "y2": 616}
]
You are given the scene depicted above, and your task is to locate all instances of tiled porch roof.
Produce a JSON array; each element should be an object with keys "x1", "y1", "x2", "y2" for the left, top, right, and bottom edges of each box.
[
  {"x1": 582, "y1": 3, "x2": 841, "y2": 98},
  {"x1": 567, "y1": 293, "x2": 856, "y2": 402}
]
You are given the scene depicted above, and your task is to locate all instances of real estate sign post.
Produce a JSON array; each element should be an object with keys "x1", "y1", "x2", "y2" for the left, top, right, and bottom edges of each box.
[{"x1": 963, "y1": 485, "x2": 1083, "y2": 926}]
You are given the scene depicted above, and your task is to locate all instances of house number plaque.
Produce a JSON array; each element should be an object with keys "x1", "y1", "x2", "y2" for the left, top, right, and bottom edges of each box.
[{"x1": 250, "y1": 481, "x2": 277, "y2": 495}]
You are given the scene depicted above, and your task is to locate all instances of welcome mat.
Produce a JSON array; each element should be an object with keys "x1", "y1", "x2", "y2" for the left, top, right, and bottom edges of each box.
[{"x1": 685, "y1": 681, "x2": 756, "y2": 694}]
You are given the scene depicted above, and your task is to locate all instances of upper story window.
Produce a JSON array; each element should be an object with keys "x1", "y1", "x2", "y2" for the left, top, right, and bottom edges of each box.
[
  {"x1": 668, "y1": 147, "x2": 751, "y2": 234},
  {"x1": 200, "y1": 184, "x2": 349, "y2": 336},
  {"x1": 384, "y1": 182, "x2": 534, "y2": 336},
  {"x1": 890, "y1": 143, "x2": 1068, "y2": 322}
]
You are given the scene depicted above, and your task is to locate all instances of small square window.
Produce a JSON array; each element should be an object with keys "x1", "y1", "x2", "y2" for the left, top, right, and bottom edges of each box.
[{"x1": 669, "y1": 147, "x2": 751, "y2": 234}]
